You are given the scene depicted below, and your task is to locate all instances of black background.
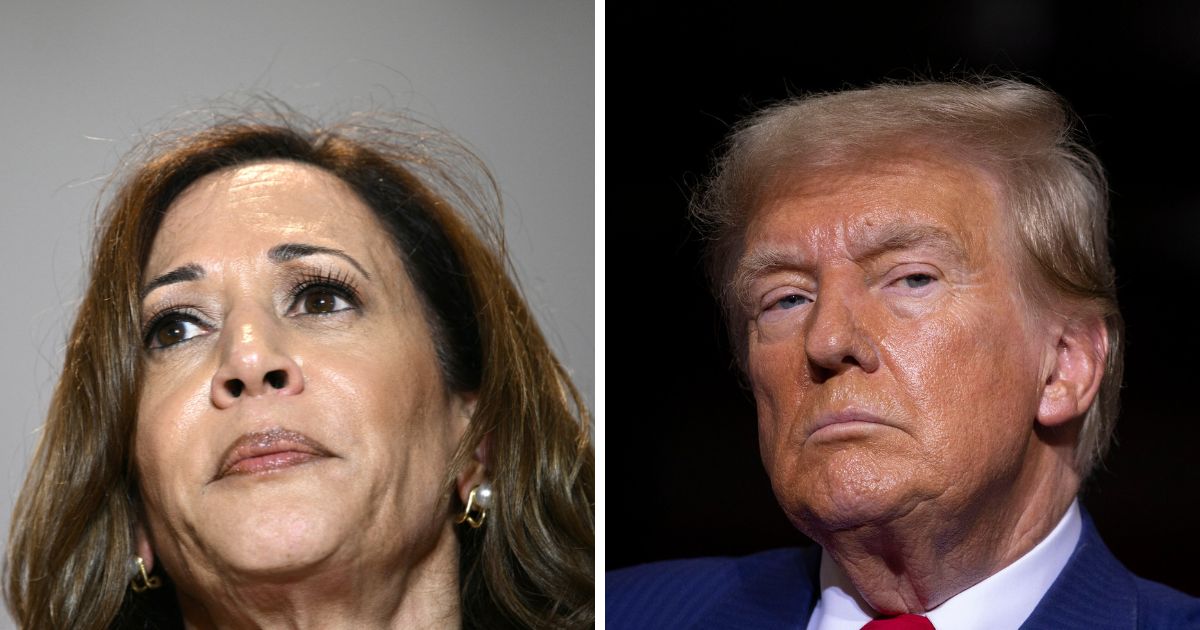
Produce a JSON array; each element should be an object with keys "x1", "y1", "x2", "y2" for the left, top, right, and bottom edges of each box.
[{"x1": 606, "y1": 1, "x2": 1200, "y2": 596}]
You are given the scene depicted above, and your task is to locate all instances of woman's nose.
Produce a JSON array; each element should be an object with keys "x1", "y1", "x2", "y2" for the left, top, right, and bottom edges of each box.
[{"x1": 210, "y1": 317, "x2": 304, "y2": 408}]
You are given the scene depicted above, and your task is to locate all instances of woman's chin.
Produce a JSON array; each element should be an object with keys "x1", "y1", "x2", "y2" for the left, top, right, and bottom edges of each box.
[
  {"x1": 210, "y1": 511, "x2": 346, "y2": 576},
  {"x1": 194, "y1": 475, "x2": 358, "y2": 576}
]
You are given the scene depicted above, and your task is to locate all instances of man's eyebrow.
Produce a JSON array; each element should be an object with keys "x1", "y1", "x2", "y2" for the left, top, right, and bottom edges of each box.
[
  {"x1": 731, "y1": 246, "x2": 807, "y2": 309},
  {"x1": 735, "y1": 247, "x2": 802, "y2": 288},
  {"x1": 267, "y1": 243, "x2": 372, "y2": 279},
  {"x1": 853, "y1": 223, "x2": 969, "y2": 263},
  {"x1": 141, "y1": 263, "x2": 204, "y2": 299},
  {"x1": 731, "y1": 224, "x2": 969, "y2": 304}
]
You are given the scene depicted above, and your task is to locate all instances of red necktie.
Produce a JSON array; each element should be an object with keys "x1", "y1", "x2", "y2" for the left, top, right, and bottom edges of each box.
[{"x1": 861, "y1": 613, "x2": 935, "y2": 629}]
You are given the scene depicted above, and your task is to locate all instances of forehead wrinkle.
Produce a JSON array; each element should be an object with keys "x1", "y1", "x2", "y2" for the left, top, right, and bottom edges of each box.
[
  {"x1": 845, "y1": 221, "x2": 973, "y2": 267},
  {"x1": 197, "y1": 161, "x2": 350, "y2": 213},
  {"x1": 224, "y1": 161, "x2": 300, "y2": 191}
]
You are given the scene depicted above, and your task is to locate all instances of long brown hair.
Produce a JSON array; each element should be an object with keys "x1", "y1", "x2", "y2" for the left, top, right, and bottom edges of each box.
[{"x1": 5, "y1": 110, "x2": 594, "y2": 629}]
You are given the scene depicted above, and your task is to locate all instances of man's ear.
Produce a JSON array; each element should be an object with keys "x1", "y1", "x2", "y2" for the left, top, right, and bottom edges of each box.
[
  {"x1": 134, "y1": 520, "x2": 155, "y2": 573},
  {"x1": 1037, "y1": 315, "x2": 1108, "y2": 427}
]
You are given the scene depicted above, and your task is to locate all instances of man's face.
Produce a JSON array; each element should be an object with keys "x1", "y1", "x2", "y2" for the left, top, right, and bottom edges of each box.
[{"x1": 740, "y1": 155, "x2": 1053, "y2": 535}]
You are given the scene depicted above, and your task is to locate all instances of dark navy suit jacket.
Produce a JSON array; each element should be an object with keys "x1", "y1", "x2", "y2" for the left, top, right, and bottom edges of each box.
[{"x1": 607, "y1": 511, "x2": 1200, "y2": 629}]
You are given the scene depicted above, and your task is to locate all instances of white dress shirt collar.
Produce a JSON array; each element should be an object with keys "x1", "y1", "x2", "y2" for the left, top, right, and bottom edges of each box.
[{"x1": 805, "y1": 500, "x2": 1083, "y2": 630}]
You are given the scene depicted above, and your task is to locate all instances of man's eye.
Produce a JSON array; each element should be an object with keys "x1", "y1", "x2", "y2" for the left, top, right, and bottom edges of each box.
[
  {"x1": 901, "y1": 273, "x2": 935, "y2": 289},
  {"x1": 147, "y1": 316, "x2": 205, "y2": 349},
  {"x1": 773, "y1": 294, "x2": 812, "y2": 310},
  {"x1": 295, "y1": 287, "x2": 355, "y2": 315}
]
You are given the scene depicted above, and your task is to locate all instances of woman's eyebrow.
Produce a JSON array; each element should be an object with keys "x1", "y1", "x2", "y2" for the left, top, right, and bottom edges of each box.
[
  {"x1": 140, "y1": 244, "x2": 372, "y2": 300},
  {"x1": 268, "y1": 243, "x2": 372, "y2": 279},
  {"x1": 141, "y1": 263, "x2": 204, "y2": 299}
]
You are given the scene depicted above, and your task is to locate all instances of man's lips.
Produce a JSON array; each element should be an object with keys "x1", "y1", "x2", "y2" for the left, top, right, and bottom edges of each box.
[
  {"x1": 807, "y1": 409, "x2": 890, "y2": 439},
  {"x1": 214, "y1": 428, "x2": 333, "y2": 480}
]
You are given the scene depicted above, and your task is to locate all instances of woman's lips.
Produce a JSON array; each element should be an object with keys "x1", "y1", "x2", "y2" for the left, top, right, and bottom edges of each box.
[{"x1": 214, "y1": 428, "x2": 333, "y2": 480}]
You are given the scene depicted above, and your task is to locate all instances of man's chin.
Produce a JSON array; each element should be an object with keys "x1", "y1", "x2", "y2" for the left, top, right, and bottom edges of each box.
[
  {"x1": 774, "y1": 458, "x2": 934, "y2": 537},
  {"x1": 793, "y1": 494, "x2": 916, "y2": 536}
]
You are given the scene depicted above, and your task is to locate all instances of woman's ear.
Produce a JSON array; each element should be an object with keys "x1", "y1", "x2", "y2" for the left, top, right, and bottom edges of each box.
[
  {"x1": 1037, "y1": 315, "x2": 1108, "y2": 427},
  {"x1": 134, "y1": 520, "x2": 156, "y2": 573},
  {"x1": 456, "y1": 431, "x2": 491, "y2": 505}
]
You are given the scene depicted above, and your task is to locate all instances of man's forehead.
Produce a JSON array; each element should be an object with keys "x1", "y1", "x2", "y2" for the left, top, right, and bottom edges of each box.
[{"x1": 742, "y1": 157, "x2": 999, "y2": 264}]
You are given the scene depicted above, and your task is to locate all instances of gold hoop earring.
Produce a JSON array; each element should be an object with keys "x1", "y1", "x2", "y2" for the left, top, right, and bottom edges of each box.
[
  {"x1": 456, "y1": 482, "x2": 492, "y2": 529},
  {"x1": 131, "y1": 556, "x2": 161, "y2": 593}
]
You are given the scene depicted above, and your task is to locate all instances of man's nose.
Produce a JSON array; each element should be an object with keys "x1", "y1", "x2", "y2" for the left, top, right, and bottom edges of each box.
[
  {"x1": 803, "y1": 287, "x2": 880, "y2": 379},
  {"x1": 210, "y1": 310, "x2": 304, "y2": 408}
]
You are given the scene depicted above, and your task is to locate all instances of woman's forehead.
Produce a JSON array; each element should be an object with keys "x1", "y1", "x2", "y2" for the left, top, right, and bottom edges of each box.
[{"x1": 145, "y1": 161, "x2": 394, "y2": 277}]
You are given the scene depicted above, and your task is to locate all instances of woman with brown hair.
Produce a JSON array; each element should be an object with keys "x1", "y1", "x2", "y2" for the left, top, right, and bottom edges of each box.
[{"x1": 5, "y1": 111, "x2": 593, "y2": 629}]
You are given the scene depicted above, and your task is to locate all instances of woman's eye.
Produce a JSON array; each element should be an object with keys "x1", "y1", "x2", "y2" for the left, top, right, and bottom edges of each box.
[
  {"x1": 296, "y1": 287, "x2": 355, "y2": 315},
  {"x1": 148, "y1": 316, "x2": 205, "y2": 349}
]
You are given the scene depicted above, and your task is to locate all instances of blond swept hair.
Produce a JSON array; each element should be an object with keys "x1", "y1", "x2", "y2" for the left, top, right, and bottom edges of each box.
[{"x1": 694, "y1": 79, "x2": 1122, "y2": 477}]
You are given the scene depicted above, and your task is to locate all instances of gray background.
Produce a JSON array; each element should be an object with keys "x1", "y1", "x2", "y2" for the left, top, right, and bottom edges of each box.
[{"x1": 0, "y1": 2, "x2": 593, "y2": 625}]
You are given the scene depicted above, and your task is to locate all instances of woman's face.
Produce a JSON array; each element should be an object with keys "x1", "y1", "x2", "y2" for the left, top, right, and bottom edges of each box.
[{"x1": 135, "y1": 161, "x2": 474, "y2": 595}]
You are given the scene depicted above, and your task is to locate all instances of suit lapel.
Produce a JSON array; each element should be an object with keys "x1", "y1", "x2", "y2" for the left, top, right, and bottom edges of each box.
[
  {"x1": 694, "y1": 546, "x2": 821, "y2": 629},
  {"x1": 1020, "y1": 509, "x2": 1137, "y2": 629},
  {"x1": 678, "y1": 510, "x2": 1143, "y2": 629}
]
